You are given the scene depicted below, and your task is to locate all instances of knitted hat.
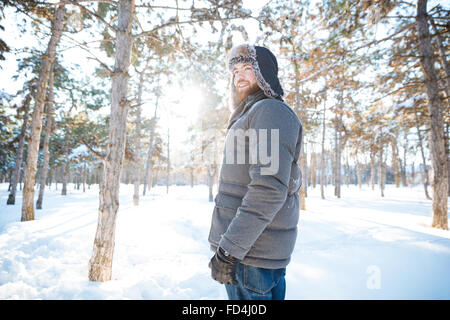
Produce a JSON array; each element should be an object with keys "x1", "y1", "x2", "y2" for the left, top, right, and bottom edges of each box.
[{"x1": 227, "y1": 44, "x2": 284, "y2": 104}]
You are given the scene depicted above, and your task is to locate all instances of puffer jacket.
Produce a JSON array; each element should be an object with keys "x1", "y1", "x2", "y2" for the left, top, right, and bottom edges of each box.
[{"x1": 208, "y1": 91, "x2": 303, "y2": 269}]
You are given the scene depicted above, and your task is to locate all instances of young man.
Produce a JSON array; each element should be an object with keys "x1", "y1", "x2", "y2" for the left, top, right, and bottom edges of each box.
[{"x1": 208, "y1": 44, "x2": 303, "y2": 300}]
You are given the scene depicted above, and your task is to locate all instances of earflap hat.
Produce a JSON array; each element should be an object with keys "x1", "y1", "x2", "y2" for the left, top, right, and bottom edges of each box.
[{"x1": 227, "y1": 44, "x2": 284, "y2": 108}]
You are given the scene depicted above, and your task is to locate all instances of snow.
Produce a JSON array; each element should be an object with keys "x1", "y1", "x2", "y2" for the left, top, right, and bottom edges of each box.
[
  {"x1": 69, "y1": 145, "x2": 89, "y2": 159},
  {"x1": 0, "y1": 183, "x2": 449, "y2": 300},
  {"x1": 0, "y1": 91, "x2": 12, "y2": 103}
]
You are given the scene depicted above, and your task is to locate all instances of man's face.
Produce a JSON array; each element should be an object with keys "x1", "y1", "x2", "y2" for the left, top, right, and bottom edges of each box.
[{"x1": 233, "y1": 63, "x2": 259, "y2": 102}]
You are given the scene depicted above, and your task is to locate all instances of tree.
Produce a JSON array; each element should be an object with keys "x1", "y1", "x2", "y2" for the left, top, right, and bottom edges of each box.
[
  {"x1": 6, "y1": 91, "x2": 32, "y2": 205},
  {"x1": 36, "y1": 68, "x2": 55, "y2": 209},
  {"x1": 21, "y1": 4, "x2": 65, "y2": 221},
  {"x1": 0, "y1": 91, "x2": 17, "y2": 183},
  {"x1": 88, "y1": 0, "x2": 134, "y2": 282},
  {"x1": 131, "y1": 56, "x2": 148, "y2": 205},
  {"x1": 416, "y1": 0, "x2": 448, "y2": 229}
]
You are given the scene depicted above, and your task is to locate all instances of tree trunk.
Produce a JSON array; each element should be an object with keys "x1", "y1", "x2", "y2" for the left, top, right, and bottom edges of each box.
[
  {"x1": 447, "y1": 122, "x2": 450, "y2": 197},
  {"x1": 416, "y1": 0, "x2": 448, "y2": 229},
  {"x1": 47, "y1": 167, "x2": 52, "y2": 189},
  {"x1": 293, "y1": 63, "x2": 306, "y2": 209},
  {"x1": 303, "y1": 142, "x2": 308, "y2": 196},
  {"x1": 61, "y1": 126, "x2": 70, "y2": 196},
  {"x1": 414, "y1": 105, "x2": 432, "y2": 200},
  {"x1": 21, "y1": 5, "x2": 64, "y2": 221},
  {"x1": 133, "y1": 62, "x2": 146, "y2": 205},
  {"x1": 370, "y1": 148, "x2": 376, "y2": 191},
  {"x1": 391, "y1": 136, "x2": 400, "y2": 188},
  {"x1": 166, "y1": 126, "x2": 170, "y2": 194},
  {"x1": 430, "y1": 19, "x2": 450, "y2": 192},
  {"x1": 429, "y1": 17, "x2": 450, "y2": 101},
  {"x1": 207, "y1": 164, "x2": 216, "y2": 202},
  {"x1": 299, "y1": 143, "x2": 307, "y2": 210},
  {"x1": 153, "y1": 169, "x2": 158, "y2": 187},
  {"x1": 7, "y1": 94, "x2": 31, "y2": 205},
  {"x1": 89, "y1": 0, "x2": 135, "y2": 282},
  {"x1": 402, "y1": 132, "x2": 409, "y2": 187},
  {"x1": 76, "y1": 173, "x2": 80, "y2": 190},
  {"x1": 311, "y1": 152, "x2": 317, "y2": 188},
  {"x1": 345, "y1": 155, "x2": 350, "y2": 187},
  {"x1": 19, "y1": 168, "x2": 24, "y2": 191},
  {"x1": 356, "y1": 160, "x2": 363, "y2": 189},
  {"x1": 430, "y1": 17, "x2": 450, "y2": 197},
  {"x1": 143, "y1": 103, "x2": 158, "y2": 196},
  {"x1": 399, "y1": 159, "x2": 405, "y2": 187},
  {"x1": 334, "y1": 114, "x2": 342, "y2": 198},
  {"x1": 55, "y1": 166, "x2": 58, "y2": 190},
  {"x1": 320, "y1": 90, "x2": 326, "y2": 199},
  {"x1": 83, "y1": 161, "x2": 87, "y2": 193},
  {"x1": 379, "y1": 145, "x2": 385, "y2": 197},
  {"x1": 36, "y1": 69, "x2": 55, "y2": 210}
]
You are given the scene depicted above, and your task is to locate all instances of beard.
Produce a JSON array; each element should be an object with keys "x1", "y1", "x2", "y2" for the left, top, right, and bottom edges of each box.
[{"x1": 235, "y1": 81, "x2": 260, "y2": 102}]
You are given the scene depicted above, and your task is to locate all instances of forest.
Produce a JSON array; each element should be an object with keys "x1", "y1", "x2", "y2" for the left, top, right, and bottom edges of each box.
[{"x1": 0, "y1": 0, "x2": 448, "y2": 284}]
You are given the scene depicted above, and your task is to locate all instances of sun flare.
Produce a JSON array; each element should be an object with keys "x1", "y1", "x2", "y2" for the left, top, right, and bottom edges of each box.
[{"x1": 169, "y1": 84, "x2": 204, "y2": 122}]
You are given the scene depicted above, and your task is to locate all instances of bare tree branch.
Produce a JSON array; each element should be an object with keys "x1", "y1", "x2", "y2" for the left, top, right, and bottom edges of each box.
[
  {"x1": 135, "y1": 4, "x2": 192, "y2": 10},
  {"x1": 36, "y1": 0, "x2": 118, "y2": 5},
  {"x1": 80, "y1": 136, "x2": 106, "y2": 160},
  {"x1": 134, "y1": 15, "x2": 252, "y2": 39},
  {"x1": 353, "y1": 23, "x2": 413, "y2": 52},
  {"x1": 63, "y1": 0, "x2": 117, "y2": 33},
  {"x1": 371, "y1": 82, "x2": 424, "y2": 103}
]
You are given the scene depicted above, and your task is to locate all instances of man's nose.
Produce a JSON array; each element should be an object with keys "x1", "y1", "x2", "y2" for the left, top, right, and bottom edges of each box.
[{"x1": 234, "y1": 71, "x2": 245, "y2": 83}]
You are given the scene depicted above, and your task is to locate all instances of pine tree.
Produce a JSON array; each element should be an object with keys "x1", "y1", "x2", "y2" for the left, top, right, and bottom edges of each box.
[
  {"x1": 21, "y1": 4, "x2": 64, "y2": 221},
  {"x1": 416, "y1": 0, "x2": 448, "y2": 229},
  {"x1": 36, "y1": 67, "x2": 55, "y2": 209},
  {"x1": 7, "y1": 92, "x2": 32, "y2": 205}
]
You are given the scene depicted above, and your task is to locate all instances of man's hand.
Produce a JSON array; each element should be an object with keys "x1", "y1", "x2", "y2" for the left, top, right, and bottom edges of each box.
[{"x1": 208, "y1": 247, "x2": 238, "y2": 285}]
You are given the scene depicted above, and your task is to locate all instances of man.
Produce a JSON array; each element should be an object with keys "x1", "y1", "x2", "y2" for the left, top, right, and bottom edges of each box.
[{"x1": 208, "y1": 44, "x2": 303, "y2": 300}]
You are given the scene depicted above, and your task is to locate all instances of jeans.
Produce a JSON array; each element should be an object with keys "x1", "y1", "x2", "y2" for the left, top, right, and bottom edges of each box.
[{"x1": 225, "y1": 262, "x2": 286, "y2": 300}]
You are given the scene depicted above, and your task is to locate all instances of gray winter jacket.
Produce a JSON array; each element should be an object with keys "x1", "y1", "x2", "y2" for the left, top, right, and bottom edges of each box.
[{"x1": 208, "y1": 91, "x2": 303, "y2": 269}]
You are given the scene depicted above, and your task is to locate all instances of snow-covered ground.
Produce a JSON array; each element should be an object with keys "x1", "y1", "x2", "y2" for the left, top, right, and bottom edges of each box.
[{"x1": 0, "y1": 182, "x2": 449, "y2": 300}]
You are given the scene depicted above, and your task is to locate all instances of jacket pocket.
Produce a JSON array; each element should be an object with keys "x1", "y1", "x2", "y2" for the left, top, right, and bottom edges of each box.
[{"x1": 243, "y1": 264, "x2": 285, "y2": 295}]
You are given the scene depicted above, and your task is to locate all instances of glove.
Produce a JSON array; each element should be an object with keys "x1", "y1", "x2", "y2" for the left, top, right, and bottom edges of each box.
[{"x1": 208, "y1": 247, "x2": 238, "y2": 285}]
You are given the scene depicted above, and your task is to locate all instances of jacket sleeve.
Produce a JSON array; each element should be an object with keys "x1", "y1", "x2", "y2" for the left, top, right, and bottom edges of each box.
[{"x1": 218, "y1": 100, "x2": 301, "y2": 260}]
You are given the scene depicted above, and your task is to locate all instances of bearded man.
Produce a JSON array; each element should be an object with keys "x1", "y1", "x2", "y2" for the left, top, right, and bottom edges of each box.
[{"x1": 208, "y1": 44, "x2": 303, "y2": 300}]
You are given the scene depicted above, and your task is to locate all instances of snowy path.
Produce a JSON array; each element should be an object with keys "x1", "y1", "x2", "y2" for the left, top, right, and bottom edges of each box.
[{"x1": 0, "y1": 183, "x2": 449, "y2": 299}]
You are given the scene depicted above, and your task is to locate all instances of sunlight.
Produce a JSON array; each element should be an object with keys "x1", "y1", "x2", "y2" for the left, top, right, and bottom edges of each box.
[
  {"x1": 154, "y1": 83, "x2": 206, "y2": 154},
  {"x1": 167, "y1": 83, "x2": 204, "y2": 123}
]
